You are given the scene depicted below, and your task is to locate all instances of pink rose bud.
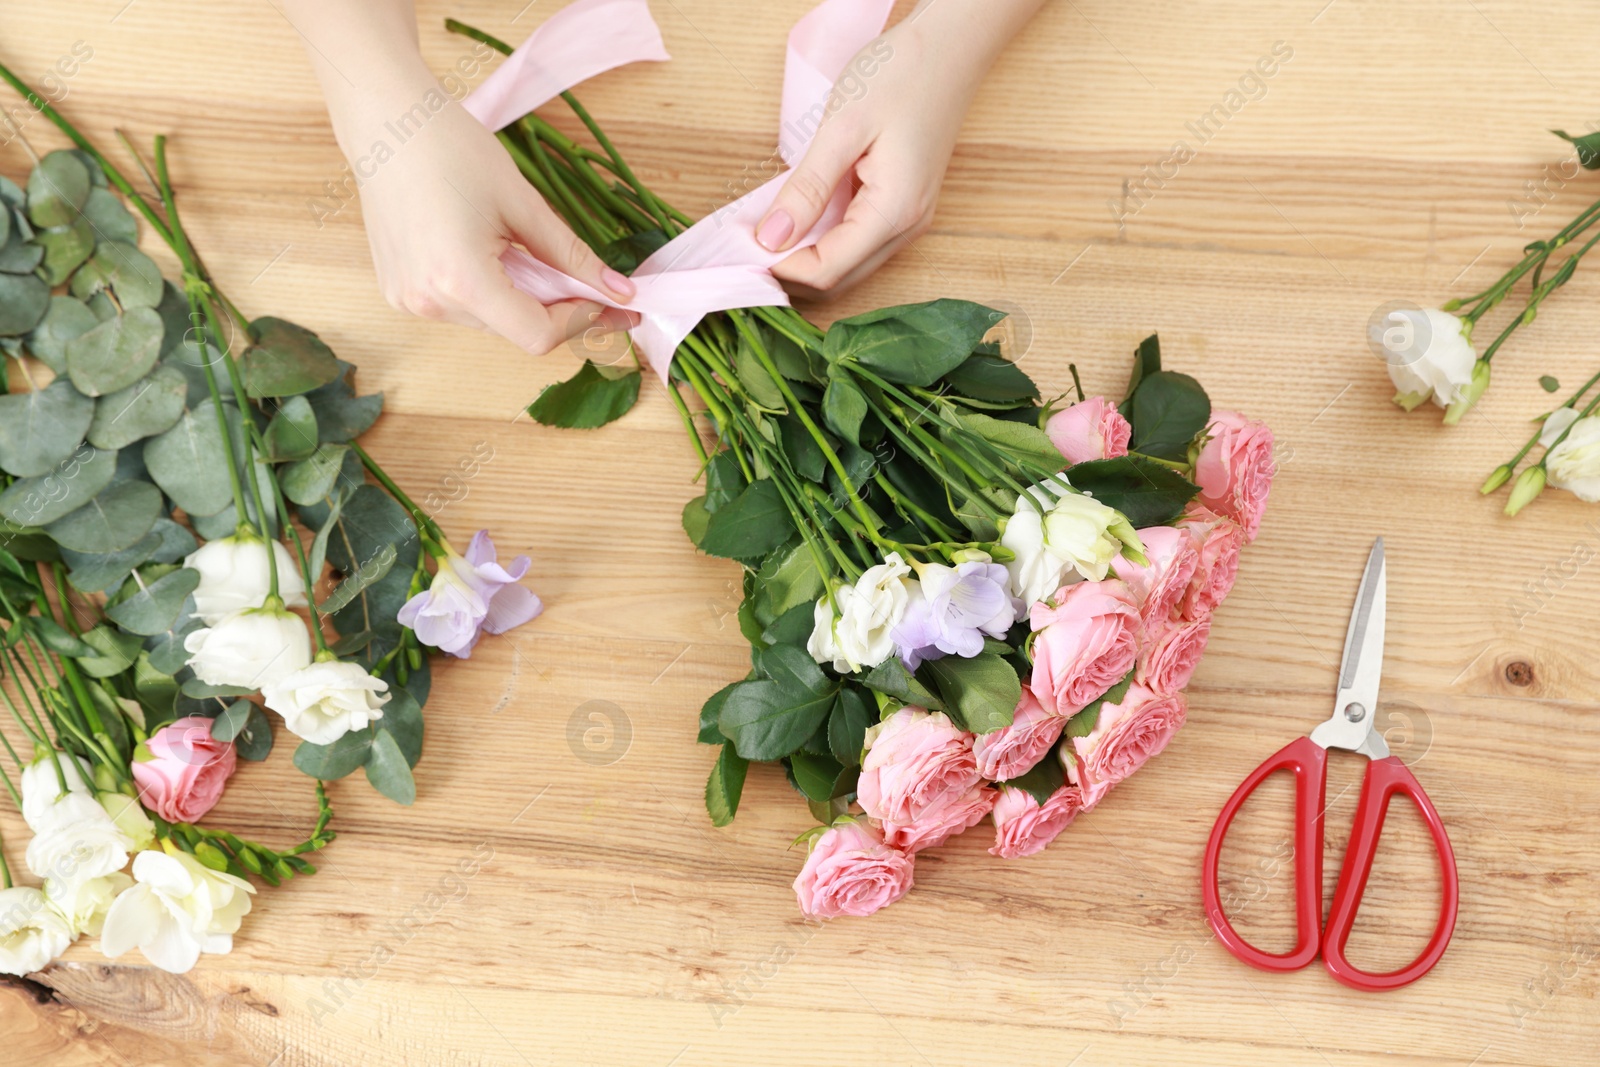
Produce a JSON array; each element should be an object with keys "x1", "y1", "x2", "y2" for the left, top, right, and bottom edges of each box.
[
  {"x1": 972, "y1": 685, "x2": 1066, "y2": 782},
  {"x1": 1193, "y1": 409, "x2": 1275, "y2": 541},
  {"x1": 1176, "y1": 505, "x2": 1244, "y2": 621},
  {"x1": 989, "y1": 784, "x2": 1086, "y2": 859},
  {"x1": 1046, "y1": 396, "x2": 1132, "y2": 467},
  {"x1": 131, "y1": 716, "x2": 238, "y2": 824},
  {"x1": 1111, "y1": 525, "x2": 1200, "y2": 630},
  {"x1": 878, "y1": 784, "x2": 994, "y2": 853},
  {"x1": 1063, "y1": 684, "x2": 1187, "y2": 808},
  {"x1": 792, "y1": 820, "x2": 915, "y2": 918},
  {"x1": 1136, "y1": 614, "x2": 1212, "y2": 695},
  {"x1": 1028, "y1": 579, "x2": 1142, "y2": 717}
]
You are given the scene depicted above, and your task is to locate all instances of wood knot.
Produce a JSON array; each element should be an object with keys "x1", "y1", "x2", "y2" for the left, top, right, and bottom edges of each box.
[{"x1": 1505, "y1": 661, "x2": 1535, "y2": 687}]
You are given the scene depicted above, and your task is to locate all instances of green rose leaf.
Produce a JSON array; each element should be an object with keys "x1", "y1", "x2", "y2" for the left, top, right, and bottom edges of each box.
[
  {"x1": 1128, "y1": 370, "x2": 1210, "y2": 461},
  {"x1": 363, "y1": 728, "x2": 416, "y2": 805},
  {"x1": 943, "y1": 353, "x2": 1040, "y2": 403},
  {"x1": 704, "y1": 744, "x2": 748, "y2": 827},
  {"x1": 698, "y1": 478, "x2": 793, "y2": 560},
  {"x1": 65, "y1": 306, "x2": 165, "y2": 397},
  {"x1": 1064, "y1": 455, "x2": 1200, "y2": 527},
  {"x1": 1554, "y1": 128, "x2": 1600, "y2": 170},
  {"x1": 303, "y1": 361, "x2": 381, "y2": 442},
  {"x1": 923, "y1": 649, "x2": 1020, "y2": 733},
  {"x1": 680, "y1": 494, "x2": 710, "y2": 548},
  {"x1": 1064, "y1": 669, "x2": 1135, "y2": 739},
  {"x1": 732, "y1": 338, "x2": 786, "y2": 409},
  {"x1": 0, "y1": 378, "x2": 94, "y2": 476},
  {"x1": 527, "y1": 360, "x2": 642, "y2": 428},
  {"x1": 239, "y1": 317, "x2": 342, "y2": 398},
  {"x1": 717, "y1": 673, "x2": 838, "y2": 762},
  {"x1": 1000, "y1": 746, "x2": 1065, "y2": 804},
  {"x1": 756, "y1": 642, "x2": 833, "y2": 698},
  {"x1": 698, "y1": 681, "x2": 738, "y2": 745},
  {"x1": 750, "y1": 540, "x2": 825, "y2": 627},
  {"x1": 777, "y1": 414, "x2": 825, "y2": 483},
  {"x1": 144, "y1": 400, "x2": 235, "y2": 517},
  {"x1": 263, "y1": 395, "x2": 319, "y2": 462},
  {"x1": 26, "y1": 151, "x2": 91, "y2": 229},
  {"x1": 104, "y1": 565, "x2": 199, "y2": 635},
  {"x1": 87, "y1": 363, "x2": 189, "y2": 450},
  {"x1": 827, "y1": 686, "x2": 872, "y2": 768},
  {"x1": 0, "y1": 271, "x2": 51, "y2": 335},
  {"x1": 45, "y1": 479, "x2": 163, "y2": 553},
  {"x1": 821, "y1": 372, "x2": 868, "y2": 445},
  {"x1": 34, "y1": 217, "x2": 95, "y2": 285},
  {"x1": 0, "y1": 445, "x2": 116, "y2": 527},
  {"x1": 70, "y1": 241, "x2": 163, "y2": 309},
  {"x1": 789, "y1": 751, "x2": 847, "y2": 803},
  {"x1": 823, "y1": 299, "x2": 1005, "y2": 386},
  {"x1": 1121, "y1": 333, "x2": 1163, "y2": 407},
  {"x1": 25, "y1": 296, "x2": 98, "y2": 373},
  {"x1": 282, "y1": 443, "x2": 352, "y2": 507},
  {"x1": 953, "y1": 411, "x2": 1064, "y2": 473},
  {"x1": 860, "y1": 657, "x2": 944, "y2": 711}
]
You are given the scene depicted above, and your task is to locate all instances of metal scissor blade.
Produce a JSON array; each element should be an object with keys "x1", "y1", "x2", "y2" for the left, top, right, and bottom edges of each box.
[{"x1": 1312, "y1": 538, "x2": 1389, "y2": 758}]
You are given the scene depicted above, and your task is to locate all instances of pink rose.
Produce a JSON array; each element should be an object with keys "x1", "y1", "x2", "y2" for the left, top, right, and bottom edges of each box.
[
  {"x1": 1111, "y1": 525, "x2": 1200, "y2": 629},
  {"x1": 972, "y1": 685, "x2": 1065, "y2": 781},
  {"x1": 131, "y1": 715, "x2": 238, "y2": 823},
  {"x1": 1194, "y1": 409, "x2": 1274, "y2": 541},
  {"x1": 793, "y1": 820, "x2": 915, "y2": 918},
  {"x1": 989, "y1": 784, "x2": 1085, "y2": 859},
  {"x1": 1136, "y1": 615, "x2": 1212, "y2": 695},
  {"x1": 857, "y1": 707, "x2": 980, "y2": 827},
  {"x1": 1046, "y1": 396, "x2": 1132, "y2": 466},
  {"x1": 1176, "y1": 505, "x2": 1244, "y2": 620},
  {"x1": 879, "y1": 784, "x2": 994, "y2": 853},
  {"x1": 1064, "y1": 684, "x2": 1187, "y2": 808},
  {"x1": 1028, "y1": 579, "x2": 1142, "y2": 716}
]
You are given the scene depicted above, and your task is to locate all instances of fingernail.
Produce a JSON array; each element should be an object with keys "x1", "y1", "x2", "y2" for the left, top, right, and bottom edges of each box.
[
  {"x1": 756, "y1": 210, "x2": 794, "y2": 251},
  {"x1": 601, "y1": 267, "x2": 636, "y2": 300}
]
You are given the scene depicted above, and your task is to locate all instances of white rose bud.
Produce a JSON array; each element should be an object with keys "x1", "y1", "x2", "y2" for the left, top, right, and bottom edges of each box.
[
  {"x1": 184, "y1": 604, "x2": 313, "y2": 690},
  {"x1": 1378, "y1": 307, "x2": 1477, "y2": 411},
  {"x1": 185, "y1": 533, "x2": 307, "y2": 624},
  {"x1": 262, "y1": 658, "x2": 390, "y2": 745}
]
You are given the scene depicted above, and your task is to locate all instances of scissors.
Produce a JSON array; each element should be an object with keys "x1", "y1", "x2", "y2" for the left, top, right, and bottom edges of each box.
[{"x1": 1201, "y1": 538, "x2": 1458, "y2": 991}]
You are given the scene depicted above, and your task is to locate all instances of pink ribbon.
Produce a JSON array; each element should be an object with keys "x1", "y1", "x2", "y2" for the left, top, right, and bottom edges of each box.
[{"x1": 464, "y1": 0, "x2": 895, "y2": 380}]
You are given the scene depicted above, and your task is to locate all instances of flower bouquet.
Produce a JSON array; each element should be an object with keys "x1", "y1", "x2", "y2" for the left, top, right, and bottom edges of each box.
[
  {"x1": 0, "y1": 72, "x2": 540, "y2": 974},
  {"x1": 455, "y1": 13, "x2": 1276, "y2": 916},
  {"x1": 1378, "y1": 128, "x2": 1600, "y2": 515}
]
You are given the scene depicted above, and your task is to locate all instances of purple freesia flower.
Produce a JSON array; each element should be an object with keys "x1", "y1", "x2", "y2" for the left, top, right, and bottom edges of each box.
[
  {"x1": 397, "y1": 530, "x2": 543, "y2": 657},
  {"x1": 891, "y1": 560, "x2": 1020, "y2": 671}
]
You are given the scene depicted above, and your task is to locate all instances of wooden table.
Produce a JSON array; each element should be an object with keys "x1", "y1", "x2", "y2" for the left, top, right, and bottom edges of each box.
[{"x1": 3, "y1": 1, "x2": 1597, "y2": 1063}]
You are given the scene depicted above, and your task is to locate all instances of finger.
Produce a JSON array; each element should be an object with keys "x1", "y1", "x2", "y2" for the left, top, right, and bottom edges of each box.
[
  {"x1": 456, "y1": 256, "x2": 604, "y2": 356},
  {"x1": 503, "y1": 189, "x2": 637, "y2": 304},
  {"x1": 770, "y1": 191, "x2": 905, "y2": 292},
  {"x1": 756, "y1": 124, "x2": 866, "y2": 253}
]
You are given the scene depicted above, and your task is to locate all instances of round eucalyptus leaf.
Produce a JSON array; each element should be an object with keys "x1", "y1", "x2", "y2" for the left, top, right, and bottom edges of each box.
[
  {"x1": 44, "y1": 478, "x2": 162, "y2": 553},
  {"x1": 240, "y1": 317, "x2": 340, "y2": 398},
  {"x1": 282, "y1": 443, "x2": 350, "y2": 506},
  {"x1": 66, "y1": 306, "x2": 165, "y2": 396},
  {"x1": 0, "y1": 445, "x2": 116, "y2": 526},
  {"x1": 0, "y1": 378, "x2": 93, "y2": 476},
  {"x1": 26, "y1": 151, "x2": 92, "y2": 229},
  {"x1": 81, "y1": 187, "x2": 136, "y2": 244},
  {"x1": 0, "y1": 200, "x2": 9, "y2": 247},
  {"x1": 105, "y1": 564, "x2": 200, "y2": 636},
  {"x1": 67, "y1": 150, "x2": 107, "y2": 188},
  {"x1": 87, "y1": 363, "x2": 188, "y2": 450},
  {"x1": 263, "y1": 395, "x2": 318, "y2": 462},
  {"x1": 146, "y1": 516, "x2": 198, "y2": 564},
  {"x1": 0, "y1": 177, "x2": 22, "y2": 211},
  {"x1": 35, "y1": 218, "x2": 95, "y2": 285},
  {"x1": 143, "y1": 400, "x2": 234, "y2": 517},
  {"x1": 61, "y1": 530, "x2": 162, "y2": 593},
  {"x1": 0, "y1": 271, "x2": 51, "y2": 335},
  {"x1": 25, "y1": 296, "x2": 97, "y2": 374},
  {"x1": 0, "y1": 231, "x2": 44, "y2": 275},
  {"x1": 86, "y1": 291, "x2": 116, "y2": 321},
  {"x1": 69, "y1": 241, "x2": 162, "y2": 309}
]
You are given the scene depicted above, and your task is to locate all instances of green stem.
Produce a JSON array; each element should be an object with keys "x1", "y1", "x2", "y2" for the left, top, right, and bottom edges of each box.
[{"x1": 350, "y1": 442, "x2": 446, "y2": 545}]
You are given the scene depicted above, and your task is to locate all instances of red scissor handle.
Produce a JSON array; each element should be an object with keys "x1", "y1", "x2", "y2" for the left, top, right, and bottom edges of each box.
[
  {"x1": 1321, "y1": 755, "x2": 1459, "y2": 991},
  {"x1": 1202, "y1": 735, "x2": 1328, "y2": 972}
]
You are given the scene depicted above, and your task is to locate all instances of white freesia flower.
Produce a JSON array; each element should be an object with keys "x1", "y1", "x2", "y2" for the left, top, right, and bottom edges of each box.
[
  {"x1": 20, "y1": 752, "x2": 94, "y2": 832},
  {"x1": 0, "y1": 886, "x2": 74, "y2": 976},
  {"x1": 1544, "y1": 414, "x2": 1600, "y2": 503},
  {"x1": 1377, "y1": 307, "x2": 1477, "y2": 410},
  {"x1": 25, "y1": 792, "x2": 136, "y2": 886},
  {"x1": 1002, "y1": 483, "x2": 1144, "y2": 603},
  {"x1": 185, "y1": 534, "x2": 307, "y2": 624},
  {"x1": 46, "y1": 872, "x2": 132, "y2": 938},
  {"x1": 100, "y1": 849, "x2": 256, "y2": 974},
  {"x1": 807, "y1": 553, "x2": 912, "y2": 673},
  {"x1": 184, "y1": 604, "x2": 312, "y2": 690},
  {"x1": 262, "y1": 658, "x2": 390, "y2": 745}
]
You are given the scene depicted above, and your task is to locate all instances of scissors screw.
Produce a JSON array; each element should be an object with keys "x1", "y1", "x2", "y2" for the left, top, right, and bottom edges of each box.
[{"x1": 1344, "y1": 701, "x2": 1366, "y2": 722}]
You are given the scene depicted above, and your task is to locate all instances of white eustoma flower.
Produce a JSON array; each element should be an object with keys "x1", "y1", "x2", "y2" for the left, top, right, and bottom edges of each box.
[
  {"x1": 0, "y1": 886, "x2": 74, "y2": 976},
  {"x1": 807, "y1": 553, "x2": 912, "y2": 673},
  {"x1": 1544, "y1": 414, "x2": 1600, "y2": 503},
  {"x1": 100, "y1": 849, "x2": 256, "y2": 974},
  {"x1": 20, "y1": 752, "x2": 94, "y2": 832},
  {"x1": 185, "y1": 534, "x2": 307, "y2": 624},
  {"x1": 1002, "y1": 483, "x2": 1144, "y2": 604},
  {"x1": 46, "y1": 872, "x2": 132, "y2": 938},
  {"x1": 261, "y1": 658, "x2": 390, "y2": 745},
  {"x1": 184, "y1": 604, "x2": 312, "y2": 690},
  {"x1": 25, "y1": 792, "x2": 137, "y2": 886},
  {"x1": 1377, "y1": 307, "x2": 1477, "y2": 410}
]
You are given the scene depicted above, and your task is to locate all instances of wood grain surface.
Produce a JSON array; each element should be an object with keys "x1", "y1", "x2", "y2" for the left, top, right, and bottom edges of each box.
[{"x1": 2, "y1": 1, "x2": 1598, "y2": 1064}]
